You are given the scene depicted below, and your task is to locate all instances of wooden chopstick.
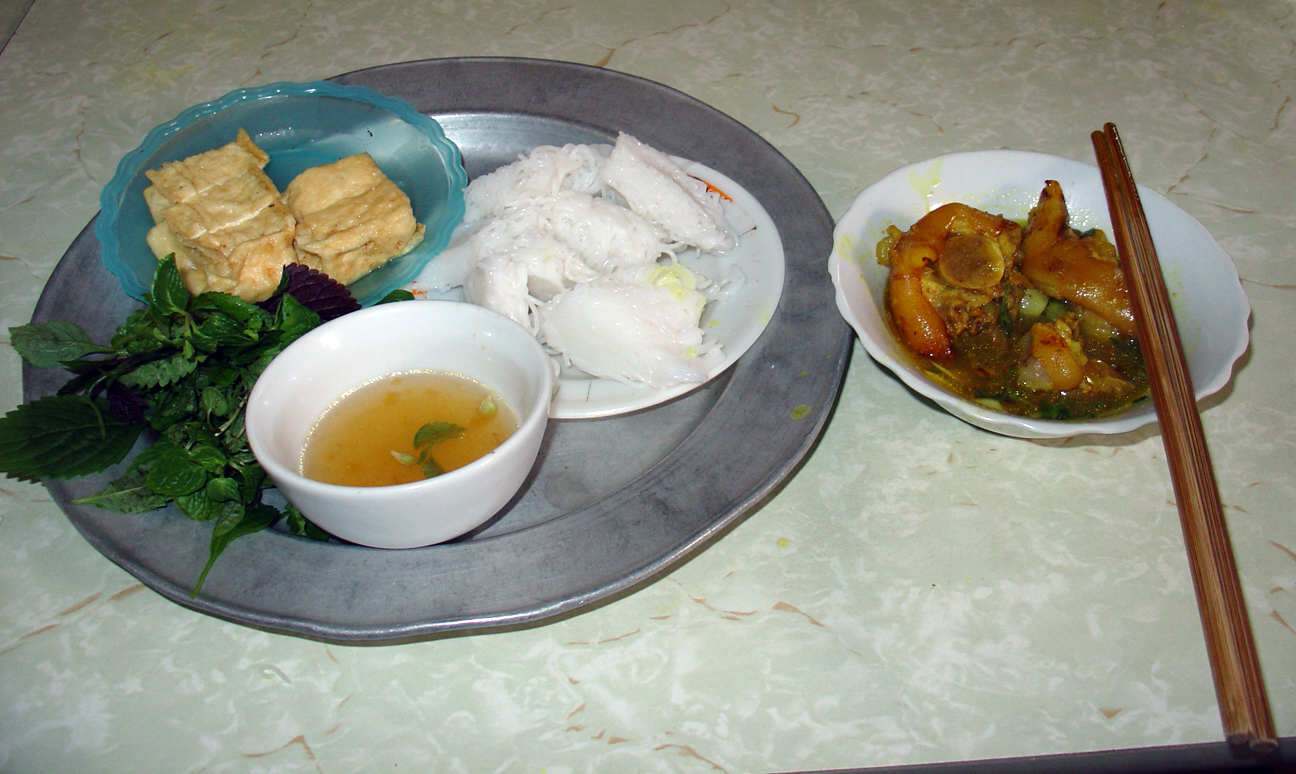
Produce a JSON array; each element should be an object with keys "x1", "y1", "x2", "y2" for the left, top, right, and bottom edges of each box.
[{"x1": 1091, "y1": 123, "x2": 1277, "y2": 753}]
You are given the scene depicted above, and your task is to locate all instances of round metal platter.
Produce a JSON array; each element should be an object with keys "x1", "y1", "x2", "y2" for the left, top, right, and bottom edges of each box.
[{"x1": 24, "y1": 57, "x2": 851, "y2": 642}]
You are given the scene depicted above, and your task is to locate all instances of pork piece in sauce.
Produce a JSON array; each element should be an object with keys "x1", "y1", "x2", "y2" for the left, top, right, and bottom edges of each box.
[{"x1": 879, "y1": 182, "x2": 1148, "y2": 419}]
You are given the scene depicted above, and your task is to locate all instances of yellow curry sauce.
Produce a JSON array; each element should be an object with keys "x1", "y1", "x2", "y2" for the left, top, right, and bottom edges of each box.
[{"x1": 879, "y1": 181, "x2": 1149, "y2": 420}]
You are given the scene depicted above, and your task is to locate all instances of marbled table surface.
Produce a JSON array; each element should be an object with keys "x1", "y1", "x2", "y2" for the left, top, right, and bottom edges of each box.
[{"x1": 1, "y1": 1, "x2": 1294, "y2": 772}]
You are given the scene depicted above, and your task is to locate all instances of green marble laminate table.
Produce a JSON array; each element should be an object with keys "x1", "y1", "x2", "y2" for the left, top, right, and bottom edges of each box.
[{"x1": 1, "y1": 1, "x2": 1293, "y2": 772}]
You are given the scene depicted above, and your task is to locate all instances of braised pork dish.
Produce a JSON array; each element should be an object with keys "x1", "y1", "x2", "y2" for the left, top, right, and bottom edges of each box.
[{"x1": 878, "y1": 180, "x2": 1149, "y2": 420}]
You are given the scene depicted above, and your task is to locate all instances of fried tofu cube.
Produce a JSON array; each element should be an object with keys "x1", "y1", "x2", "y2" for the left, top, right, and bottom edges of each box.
[
  {"x1": 284, "y1": 153, "x2": 425, "y2": 286},
  {"x1": 143, "y1": 129, "x2": 308, "y2": 301}
]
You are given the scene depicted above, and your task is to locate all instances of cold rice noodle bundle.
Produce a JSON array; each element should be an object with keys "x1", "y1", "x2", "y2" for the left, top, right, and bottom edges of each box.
[{"x1": 413, "y1": 133, "x2": 738, "y2": 389}]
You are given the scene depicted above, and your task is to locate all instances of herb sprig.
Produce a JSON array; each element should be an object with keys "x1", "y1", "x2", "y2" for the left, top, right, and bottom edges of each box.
[
  {"x1": 392, "y1": 421, "x2": 465, "y2": 479},
  {"x1": 1, "y1": 258, "x2": 411, "y2": 595}
]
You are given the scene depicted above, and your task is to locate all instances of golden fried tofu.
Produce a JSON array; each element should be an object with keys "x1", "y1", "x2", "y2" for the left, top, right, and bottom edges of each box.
[
  {"x1": 284, "y1": 153, "x2": 425, "y2": 286},
  {"x1": 143, "y1": 129, "x2": 309, "y2": 301}
]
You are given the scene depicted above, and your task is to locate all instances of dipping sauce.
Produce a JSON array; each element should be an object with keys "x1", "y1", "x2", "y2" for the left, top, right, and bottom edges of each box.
[{"x1": 301, "y1": 371, "x2": 518, "y2": 487}]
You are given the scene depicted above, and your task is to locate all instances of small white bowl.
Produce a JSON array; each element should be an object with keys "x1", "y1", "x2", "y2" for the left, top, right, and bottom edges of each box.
[
  {"x1": 245, "y1": 300, "x2": 556, "y2": 548},
  {"x1": 828, "y1": 149, "x2": 1250, "y2": 439}
]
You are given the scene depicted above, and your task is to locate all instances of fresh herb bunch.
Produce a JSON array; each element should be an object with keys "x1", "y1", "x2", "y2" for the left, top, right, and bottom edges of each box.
[{"x1": 0, "y1": 257, "x2": 412, "y2": 595}]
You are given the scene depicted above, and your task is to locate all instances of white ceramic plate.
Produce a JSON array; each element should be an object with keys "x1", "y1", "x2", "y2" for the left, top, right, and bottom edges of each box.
[
  {"x1": 829, "y1": 149, "x2": 1250, "y2": 439},
  {"x1": 409, "y1": 161, "x2": 785, "y2": 420}
]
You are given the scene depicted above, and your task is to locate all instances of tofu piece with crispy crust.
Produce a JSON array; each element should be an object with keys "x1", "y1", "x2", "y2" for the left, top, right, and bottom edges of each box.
[
  {"x1": 284, "y1": 153, "x2": 424, "y2": 286},
  {"x1": 143, "y1": 129, "x2": 308, "y2": 301}
]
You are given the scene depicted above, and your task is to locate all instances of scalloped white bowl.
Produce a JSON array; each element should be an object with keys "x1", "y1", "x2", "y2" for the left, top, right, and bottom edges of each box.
[{"x1": 828, "y1": 150, "x2": 1250, "y2": 439}]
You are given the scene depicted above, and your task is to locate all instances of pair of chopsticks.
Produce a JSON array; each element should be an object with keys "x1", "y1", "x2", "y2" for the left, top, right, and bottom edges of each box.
[{"x1": 1091, "y1": 124, "x2": 1277, "y2": 753}]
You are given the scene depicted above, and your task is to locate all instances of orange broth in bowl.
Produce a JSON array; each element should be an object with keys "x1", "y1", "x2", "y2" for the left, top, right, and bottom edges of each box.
[{"x1": 301, "y1": 371, "x2": 518, "y2": 488}]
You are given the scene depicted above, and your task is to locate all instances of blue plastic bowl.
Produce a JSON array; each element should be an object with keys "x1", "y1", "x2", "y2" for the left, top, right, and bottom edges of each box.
[{"x1": 96, "y1": 81, "x2": 467, "y2": 306}]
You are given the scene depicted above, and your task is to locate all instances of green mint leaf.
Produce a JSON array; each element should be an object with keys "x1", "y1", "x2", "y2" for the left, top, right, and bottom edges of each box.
[
  {"x1": 245, "y1": 344, "x2": 287, "y2": 380},
  {"x1": 110, "y1": 307, "x2": 148, "y2": 339},
  {"x1": 8, "y1": 255, "x2": 348, "y2": 595},
  {"x1": 191, "y1": 501, "x2": 279, "y2": 597},
  {"x1": 165, "y1": 421, "x2": 220, "y2": 450},
  {"x1": 285, "y1": 502, "x2": 330, "y2": 541},
  {"x1": 377, "y1": 289, "x2": 415, "y2": 305},
  {"x1": 200, "y1": 363, "x2": 242, "y2": 393},
  {"x1": 0, "y1": 396, "x2": 142, "y2": 481},
  {"x1": 205, "y1": 476, "x2": 241, "y2": 503},
  {"x1": 230, "y1": 457, "x2": 265, "y2": 502},
  {"x1": 191, "y1": 313, "x2": 258, "y2": 352},
  {"x1": 200, "y1": 386, "x2": 232, "y2": 418},
  {"x1": 148, "y1": 388, "x2": 198, "y2": 432},
  {"x1": 175, "y1": 486, "x2": 225, "y2": 521},
  {"x1": 130, "y1": 439, "x2": 170, "y2": 468},
  {"x1": 191, "y1": 292, "x2": 270, "y2": 328},
  {"x1": 413, "y1": 422, "x2": 464, "y2": 449},
  {"x1": 188, "y1": 443, "x2": 228, "y2": 474},
  {"x1": 421, "y1": 456, "x2": 445, "y2": 478},
  {"x1": 71, "y1": 465, "x2": 169, "y2": 514},
  {"x1": 220, "y1": 412, "x2": 250, "y2": 455},
  {"x1": 273, "y1": 293, "x2": 322, "y2": 344},
  {"x1": 109, "y1": 308, "x2": 158, "y2": 355},
  {"x1": 143, "y1": 447, "x2": 207, "y2": 497},
  {"x1": 149, "y1": 256, "x2": 191, "y2": 317},
  {"x1": 9, "y1": 321, "x2": 111, "y2": 367},
  {"x1": 119, "y1": 352, "x2": 198, "y2": 390}
]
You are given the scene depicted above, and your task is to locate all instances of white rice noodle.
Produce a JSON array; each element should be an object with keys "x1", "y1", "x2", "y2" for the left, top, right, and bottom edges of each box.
[
  {"x1": 464, "y1": 143, "x2": 611, "y2": 222},
  {"x1": 517, "y1": 193, "x2": 671, "y2": 274},
  {"x1": 410, "y1": 233, "x2": 478, "y2": 295},
  {"x1": 598, "y1": 132, "x2": 737, "y2": 254},
  {"x1": 705, "y1": 263, "x2": 747, "y2": 302},
  {"x1": 463, "y1": 252, "x2": 538, "y2": 334},
  {"x1": 470, "y1": 227, "x2": 595, "y2": 303},
  {"x1": 539, "y1": 268, "x2": 722, "y2": 388},
  {"x1": 427, "y1": 133, "x2": 738, "y2": 388}
]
